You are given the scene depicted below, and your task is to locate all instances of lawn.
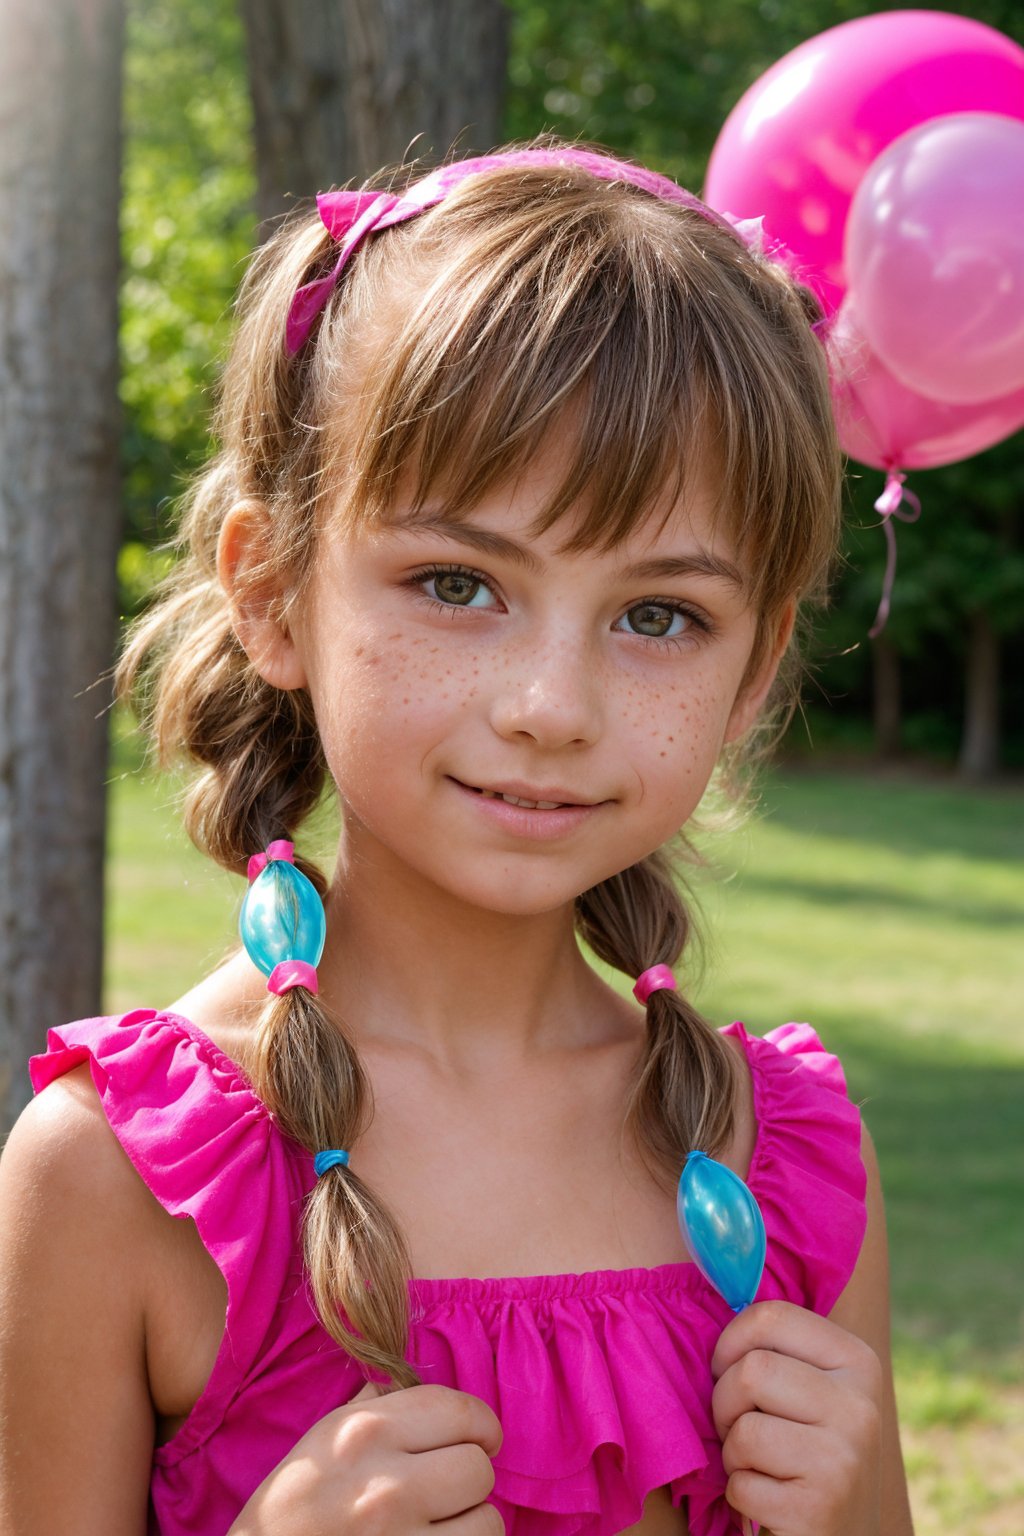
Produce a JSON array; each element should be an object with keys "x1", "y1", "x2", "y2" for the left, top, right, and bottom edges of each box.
[{"x1": 105, "y1": 746, "x2": 1024, "y2": 1534}]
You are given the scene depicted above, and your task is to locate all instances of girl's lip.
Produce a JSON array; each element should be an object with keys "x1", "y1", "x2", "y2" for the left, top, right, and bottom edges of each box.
[{"x1": 448, "y1": 778, "x2": 605, "y2": 839}]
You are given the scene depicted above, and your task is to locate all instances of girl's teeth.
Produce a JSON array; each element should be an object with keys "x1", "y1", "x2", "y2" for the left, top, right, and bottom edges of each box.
[{"x1": 479, "y1": 789, "x2": 563, "y2": 809}]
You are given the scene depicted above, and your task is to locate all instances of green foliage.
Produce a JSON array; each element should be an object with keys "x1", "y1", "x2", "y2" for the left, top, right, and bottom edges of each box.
[{"x1": 120, "y1": 0, "x2": 256, "y2": 559}]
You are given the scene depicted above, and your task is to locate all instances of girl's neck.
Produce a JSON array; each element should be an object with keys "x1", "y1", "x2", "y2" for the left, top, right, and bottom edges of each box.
[{"x1": 317, "y1": 840, "x2": 625, "y2": 1076}]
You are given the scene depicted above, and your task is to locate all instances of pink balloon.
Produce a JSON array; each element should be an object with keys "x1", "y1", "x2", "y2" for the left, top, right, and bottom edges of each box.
[
  {"x1": 705, "y1": 11, "x2": 1024, "y2": 314},
  {"x1": 828, "y1": 299, "x2": 1024, "y2": 471},
  {"x1": 846, "y1": 113, "x2": 1024, "y2": 406}
]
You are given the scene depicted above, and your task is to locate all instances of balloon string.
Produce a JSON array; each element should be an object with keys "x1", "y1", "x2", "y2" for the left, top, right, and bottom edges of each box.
[{"x1": 868, "y1": 471, "x2": 922, "y2": 639}]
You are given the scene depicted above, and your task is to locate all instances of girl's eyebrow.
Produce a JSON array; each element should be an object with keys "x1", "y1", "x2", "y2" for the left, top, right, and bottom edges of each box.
[{"x1": 392, "y1": 515, "x2": 746, "y2": 590}]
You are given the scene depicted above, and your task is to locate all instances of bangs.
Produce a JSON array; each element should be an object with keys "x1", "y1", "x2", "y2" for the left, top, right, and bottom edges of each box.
[{"x1": 313, "y1": 165, "x2": 839, "y2": 614}]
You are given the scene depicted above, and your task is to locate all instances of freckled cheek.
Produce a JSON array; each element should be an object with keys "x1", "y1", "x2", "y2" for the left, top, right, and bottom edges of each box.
[{"x1": 310, "y1": 637, "x2": 483, "y2": 774}]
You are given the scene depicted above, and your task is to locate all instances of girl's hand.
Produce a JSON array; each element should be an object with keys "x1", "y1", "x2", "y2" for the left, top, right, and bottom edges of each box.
[
  {"x1": 711, "y1": 1300, "x2": 883, "y2": 1536},
  {"x1": 228, "y1": 1380, "x2": 505, "y2": 1535}
]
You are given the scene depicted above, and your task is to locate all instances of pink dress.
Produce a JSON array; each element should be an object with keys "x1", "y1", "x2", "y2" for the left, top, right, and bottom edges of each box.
[{"x1": 30, "y1": 1012, "x2": 866, "y2": 1536}]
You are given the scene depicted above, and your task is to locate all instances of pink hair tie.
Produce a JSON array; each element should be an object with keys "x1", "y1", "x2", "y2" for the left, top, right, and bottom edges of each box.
[
  {"x1": 633, "y1": 965, "x2": 677, "y2": 1005},
  {"x1": 247, "y1": 839, "x2": 295, "y2": 883},
  {"x1": 268, "y1": 959, "x2": 319, "y2": 997}
]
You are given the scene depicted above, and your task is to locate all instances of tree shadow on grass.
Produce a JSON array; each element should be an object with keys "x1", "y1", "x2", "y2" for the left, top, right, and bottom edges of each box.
[
  {"x1": 731, "y1": 870, "x2": 1022, "y2": 930},
  {"x1": 811, "y1": 1019, "x2": 1024, "y2": 1370},
  {"x1": 762, "y1": 769, "x2": 1024, "y2": 867}
]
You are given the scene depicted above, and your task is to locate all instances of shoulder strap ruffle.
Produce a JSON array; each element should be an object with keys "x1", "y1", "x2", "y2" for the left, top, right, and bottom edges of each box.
[
  {"x1": 30, "y1": 1009, "x2": 313, "y2": 1458},
  {"x1": 724, "y1": 1021, "x2": 867, "y2": 1317}
]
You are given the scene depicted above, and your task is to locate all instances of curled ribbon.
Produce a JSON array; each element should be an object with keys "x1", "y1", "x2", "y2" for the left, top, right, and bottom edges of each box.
[{"x1": 868, "y1": 470, "x2": 922, "y2": 639}]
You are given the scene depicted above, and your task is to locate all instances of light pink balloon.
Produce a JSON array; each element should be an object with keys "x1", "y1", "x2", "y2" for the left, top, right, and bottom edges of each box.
[
  {"x1": 828, "y1": 299, "x2": 1024, "y2": 471},
  {"x1": 705, "y1": 11, "x2": 1024, "y2": 314},
  {"x1": 846, "y1": 113, "x2": 1024, "y2": 405}
]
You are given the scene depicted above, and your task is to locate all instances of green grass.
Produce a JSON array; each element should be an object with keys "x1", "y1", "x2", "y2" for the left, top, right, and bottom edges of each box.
[{"x1": 105, "y1": 750, "x2": 1024, "y2": 1530}]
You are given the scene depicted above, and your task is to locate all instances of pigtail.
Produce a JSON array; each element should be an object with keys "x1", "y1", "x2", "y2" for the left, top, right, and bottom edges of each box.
[
  {"x1": 576, "y1": 852, "x2": 737, "y2": 1182},
  {"x1": 251, "y1": 988, "x2": 421, "y2": 1387},
  {"x1": 122, "y1": 589, "x2": 421, "y2": 1386},
  {"x1": 116, "y1": 205, "x2": 427, "y2": 1385}
]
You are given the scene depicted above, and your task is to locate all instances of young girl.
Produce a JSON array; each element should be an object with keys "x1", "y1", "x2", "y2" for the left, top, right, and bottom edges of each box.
[{"x1": 0, "y1": 142, "x2": 913, "y2": 1536}]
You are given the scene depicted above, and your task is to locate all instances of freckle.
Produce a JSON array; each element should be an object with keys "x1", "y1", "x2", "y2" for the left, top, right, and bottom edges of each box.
[
  {"x1": 403, "y1": 698, "x2": 409, "y2": 705},
  {"x1": 668, "y1": 736, "x2": 675, "y2": 743},
  {"x1": 354, "y1": 646, "x2": 364, "y2": 658},
  {"x1": 659, "y1": 751, "x2": 667, "y2": 758}
]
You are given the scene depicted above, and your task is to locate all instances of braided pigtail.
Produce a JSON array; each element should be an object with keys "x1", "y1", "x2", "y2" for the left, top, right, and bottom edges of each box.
[
  {"x1": 116, "y1": 202, "x2": 432, "y2": 1386},
  {"x1": 250, "y1": 986, "x2": 421, "y2": 1388},
  {"x1": 576, "y1": 850, "x2": 737, "y2": 1185},
  {"x1": 123, "y1": 602, "x2": 421, "y2": 1385}
]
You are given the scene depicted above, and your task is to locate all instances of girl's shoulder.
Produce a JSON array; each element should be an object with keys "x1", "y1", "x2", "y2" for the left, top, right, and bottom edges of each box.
[{"x1": 27, "y1": 990, "x2": 315, "y2": 1254}]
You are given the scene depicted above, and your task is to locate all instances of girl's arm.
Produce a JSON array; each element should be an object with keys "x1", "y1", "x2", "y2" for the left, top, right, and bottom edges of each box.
[
  {"x1": 0, "y1": 1065, "x2": 156, "y2": 1535},
  {"x1": 1, "y1": 1067, "x2": 505, "y2": 1536},
  {"x1": 712, "y1": 1125, "x2": 915, "y2": 1536}
]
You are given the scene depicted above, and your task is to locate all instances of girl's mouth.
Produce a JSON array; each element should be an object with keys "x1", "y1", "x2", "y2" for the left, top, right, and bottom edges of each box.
[{"x1": 476, "y1": 789, "x2": 566, "y2": 810}]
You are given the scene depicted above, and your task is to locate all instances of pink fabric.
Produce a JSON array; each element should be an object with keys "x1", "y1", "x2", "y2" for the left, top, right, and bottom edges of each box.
[{"x1": 29, "y1": 1012, "x2": 866, "y2": 1536}]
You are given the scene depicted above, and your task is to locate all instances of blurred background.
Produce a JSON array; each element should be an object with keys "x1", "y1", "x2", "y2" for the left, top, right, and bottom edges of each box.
[{"x1": 2, "y1": 1, "x2": 1022, "y2": 1531}]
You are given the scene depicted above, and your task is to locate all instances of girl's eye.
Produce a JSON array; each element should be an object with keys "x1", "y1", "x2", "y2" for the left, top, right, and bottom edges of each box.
[
  {"x1": 411, "y1": 564, "x2": 498, "y2": 609},
  {"x1": 617, "y1": 601, "x2": 700, "y2": 640}
]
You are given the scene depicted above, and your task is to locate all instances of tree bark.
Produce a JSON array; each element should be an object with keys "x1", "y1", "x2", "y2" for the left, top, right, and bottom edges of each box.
[
  {"x1": 240, "y1": 0, "x2": 509, "y2": 227},
  {"x1": 0, "y1": 0, "x2": 124, "y2": 1137},
  {"x1": 958, "y1": 610, "x2": 1001, "y2": 781},
  {"x1": 871, "y1": 633, "x2": 902, "y2": 760}
]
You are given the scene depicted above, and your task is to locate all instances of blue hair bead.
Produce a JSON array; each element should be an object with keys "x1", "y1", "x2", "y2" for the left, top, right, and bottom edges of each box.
[
  {"x1": 240, "y1": 853, "x2": 326, "y2": 981},
  {"x1": 314, "y1": 1149, "x2": 350, "y2": 1176},
  {"x1": 677, "y1": 1149, "x2": 766, "y2": 1312}
]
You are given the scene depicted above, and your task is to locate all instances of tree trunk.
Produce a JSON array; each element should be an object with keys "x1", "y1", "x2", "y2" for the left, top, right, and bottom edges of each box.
[
  {"x1": 240, "y1": 0, "x2": 509, "y2": 227},
  {"x1": 871, "y1": 633, "x2": 902, "y2": 760},
  {"x1": 958, "y1": 610, "x2": 1001, "y2": 781},
  {"x1": 0, "y1": 0, "x2": 124, "y2": 1137}
]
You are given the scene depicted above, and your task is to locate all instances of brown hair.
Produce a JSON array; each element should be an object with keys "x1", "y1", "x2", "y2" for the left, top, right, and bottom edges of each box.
[{"x1": 120, "y1": 143, "x2": 842, "y2": 1387}]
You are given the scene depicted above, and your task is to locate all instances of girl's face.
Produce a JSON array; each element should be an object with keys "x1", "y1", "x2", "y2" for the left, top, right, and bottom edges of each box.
[{"x1": 232, "y1": 447, "x2": 789, "y2": 918}]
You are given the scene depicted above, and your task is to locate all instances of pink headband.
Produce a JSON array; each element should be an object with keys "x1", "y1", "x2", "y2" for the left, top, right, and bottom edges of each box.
[{"x1": 285, "y1": 148, "x2": 764, "y2": 355}]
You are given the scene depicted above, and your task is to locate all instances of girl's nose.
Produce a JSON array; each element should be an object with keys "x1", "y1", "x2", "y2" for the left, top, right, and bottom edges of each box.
[{"x1": 488, "y1": 639, "x2": 604, "y2": 749}]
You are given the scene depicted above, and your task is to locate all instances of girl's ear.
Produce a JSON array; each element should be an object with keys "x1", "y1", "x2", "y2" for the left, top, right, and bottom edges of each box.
[
  {"x1": 723, "y1": 600, "x2": 796, "y2": 744},
  {"x1": 217, "y1": 500, "x2": 308, "y2": 691}
]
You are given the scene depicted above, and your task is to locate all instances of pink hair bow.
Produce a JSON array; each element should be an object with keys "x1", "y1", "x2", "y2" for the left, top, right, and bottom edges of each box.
[{"x1": 284, "y1": 149, "x2": 764, "y2": 356}]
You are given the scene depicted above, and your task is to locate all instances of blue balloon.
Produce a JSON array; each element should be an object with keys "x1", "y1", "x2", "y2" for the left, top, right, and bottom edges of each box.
[
  {"x1": 239, "y1": 858, "x2": 326, "y2": 978},
  {"x1": 677, "y1": 1150, "x2": 766, "y2": 1312}
]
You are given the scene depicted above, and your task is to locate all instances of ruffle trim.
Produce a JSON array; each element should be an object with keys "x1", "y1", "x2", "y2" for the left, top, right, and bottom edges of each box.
[
  {"x1": 727, "y1": 1021, "x2": 868, "y2": 1318},
  {"x1": 405, "y1": 1269, "x2": 734, "y2": 1535},
  {"x1": 29, "y1": 1013, "x2": 866, "y2": 1534},
  {"x1": 29, "y1": 1009, "x2": 312, "y2": 1465}
]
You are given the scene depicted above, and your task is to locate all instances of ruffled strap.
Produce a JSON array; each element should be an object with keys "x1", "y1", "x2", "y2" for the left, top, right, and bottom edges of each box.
[
  {"x1": 29, "y1": 1009, "x2": 312, "y2": 1460},
  {"x1": 725, "y1": 1021, "x2": 867, "y2": 1317}
]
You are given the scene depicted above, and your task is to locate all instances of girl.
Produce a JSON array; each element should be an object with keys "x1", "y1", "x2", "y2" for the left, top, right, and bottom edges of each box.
[{"x1": 0, "y1": 143, "x2": 913, "y2": 1536}]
